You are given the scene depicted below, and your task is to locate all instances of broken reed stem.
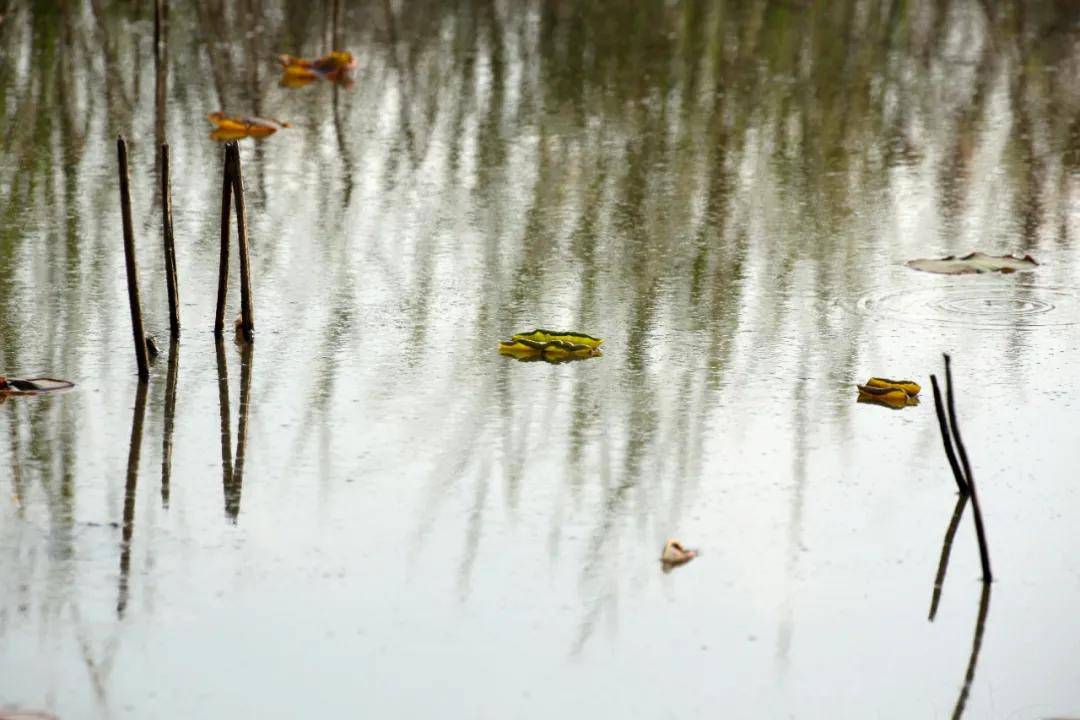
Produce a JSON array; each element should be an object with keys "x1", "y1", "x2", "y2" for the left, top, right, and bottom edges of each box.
[
  {"x1": 161, "y1": 144, "x2": 180, "y2": 338},
  {"x1": 230, "y1": 143, "x2": 255, "y2": 342},
  {"x1": 117, "y1": 136, "x2": 150, "y2": 381},
  {"x1": 214, "y1": 143, "x2": 232, "y2": 337},
  {"x1": 943, "y1": 354, "x2": 993, "y2": 583},
  {"x1": 930, "y1": 375, "x2": 968, "y2": 495}
]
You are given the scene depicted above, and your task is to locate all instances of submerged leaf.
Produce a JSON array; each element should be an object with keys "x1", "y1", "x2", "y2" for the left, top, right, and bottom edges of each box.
[
  {"x1": 512, "y1": 329, "x2": 604, "y2": 348},
  {"x1": 865, "y1": 377, "x2": 921, "y2": 395},
  {"x1": 905, "y1": 252, "x2": 1038, "y2": 275}
]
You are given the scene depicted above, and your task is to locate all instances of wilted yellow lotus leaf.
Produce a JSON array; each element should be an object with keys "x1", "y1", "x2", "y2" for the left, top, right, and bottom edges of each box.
[
  {"x1": 512, "y1": 329, "x2": 604, "y2": 348},
  {"x1": 865, "y1": 377, "x2": 921, "y2": 395},
  {"x1": 278, "y1": 50, "x2": 357, "y2": 87},
  {"x1": 857, "y1": 384, "x2": 918, "y2": 409},
  {"x1": 498, "y1": 337, "x2": 602, "y2": 362},
  {"x1": 206, "y1": 112, "x2": 292, "y2": 140},
  {"x1": 280, "y1": 65, "x2": 318, "y2": 88}
]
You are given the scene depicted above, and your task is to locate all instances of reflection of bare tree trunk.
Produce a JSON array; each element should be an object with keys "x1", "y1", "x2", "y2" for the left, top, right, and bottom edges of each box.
[
  {"x1": 333, "y1": 85, "x2": 355, "y2": 206},
  {"x1": 216, "y1": 338, "x2": 252, "y2": 522},
  {"x1": 6, "y1": 404, "x2": 25, "y2": 517},
  {"x1": 161, "y1": 339, "x2": 180, "y2": 508},
  {"x1": 154, "y1": 32, "x2": 167, "y2": 169},
  {"x1": 118, "y1": 381, "x2": 149, "y2": 618},
  {"x1": 951, "y1": 583, "x2": 992, "y2": 720},
  {"x1": 72, "y1": 604, "x2": 117, "y2": 715},
  {"x1": 195, "y1": 0, "x2": 229, "y2": 109},
  {"x1": 330, "y1": 0, "x2": 342, "y2": 50},
  {"x1": 928, "y1": 495, "x2": 969, "y2": 621}
]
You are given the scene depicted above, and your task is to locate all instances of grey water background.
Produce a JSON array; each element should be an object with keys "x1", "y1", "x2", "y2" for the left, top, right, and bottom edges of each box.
[{"x1": 2, "y1": 1, "x2": 1080, "y2": 717}]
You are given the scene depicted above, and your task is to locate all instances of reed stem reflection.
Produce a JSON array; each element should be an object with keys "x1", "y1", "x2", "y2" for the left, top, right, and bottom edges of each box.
[
  {"x1": 161, "y1": 338, "x2": 179, "y2": 508},
  {"x1": 233, "y1": 340, "x2": 253, "y2": 519},
  {"x1": 217, "y1": 338, "x2": 252, "y2": 522},
  {"x1": 216, "y1": 339, "x2": 236, "y2": 520},
  {"x1": 951, "y1": 582, "x2": 992, "y2": 720},
  {"x1": 929, "y1": 495, "x2": 970, "y2": 622},
  {"x1": 117, "y1": 380, "x2": 148, "y2": 618}
]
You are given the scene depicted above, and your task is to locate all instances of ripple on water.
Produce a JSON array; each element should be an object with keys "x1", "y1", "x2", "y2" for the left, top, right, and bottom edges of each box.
[{"x1": 856, "y1": 284, "x2": 1080, "y2": 328}]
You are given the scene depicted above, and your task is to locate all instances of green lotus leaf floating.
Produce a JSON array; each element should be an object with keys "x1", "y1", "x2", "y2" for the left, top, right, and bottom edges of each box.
[{"x1": 499, "y1": 329, "x2": 603, "y2": 363}]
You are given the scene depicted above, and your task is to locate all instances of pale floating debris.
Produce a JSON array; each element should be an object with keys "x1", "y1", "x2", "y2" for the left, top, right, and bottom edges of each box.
[
  {"x1": 661, "y1": 539, "x2": 697, "y2": 569},
  {"x1": 905, "y1": 252, "x2": 1038, "y2": 275}
]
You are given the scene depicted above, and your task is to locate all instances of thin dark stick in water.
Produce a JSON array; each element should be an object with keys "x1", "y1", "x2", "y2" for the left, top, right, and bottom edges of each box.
[
  {"x1": 117, "y1": 136, "x2": 150, "y2": 380},
  {"x1": 931, "y1": 375, "x2": 968, "y2": 495},
  {"x1": 950, "y1": 582, "x2": 992, "y2": 720},
  {"x1": 944, "y1": 354, "x2": 992, "y2": 583},
  {"x1": 929, "y1": 494, "x2": 969, "y2": 621},
  {"x1": 231, "y1": 143, "x2": 255, "y2": 342},
  {"x1": 214, "y1": 143, "x2": 232, "y2": 337},
  {"x1": 161, "y1": 144, "x2": 180, "y2": 338}
]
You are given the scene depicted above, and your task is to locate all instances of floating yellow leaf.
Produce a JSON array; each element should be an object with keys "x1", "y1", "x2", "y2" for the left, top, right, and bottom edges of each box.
[
  {"x1": 206, "y1": 112, "x2": 292, "y2": 141},
  {"x1": 498, "y1": 337, "x2": 602, "y2": 363},
  {"x1": 279, "y1": 65, "x2": 319, "y2": 88},
  {"x1": 857, "y1": 384, "x2": 919, "y2": 409},
  {"x1": 278, "y1": 50, "x2": 357, "y2": 88},
  {"x1": 511, "y1": 329, "x2": 604, "y2": 348},
  {"x1": 865, "y1": 377, "x2": 921, "y2": 395}
]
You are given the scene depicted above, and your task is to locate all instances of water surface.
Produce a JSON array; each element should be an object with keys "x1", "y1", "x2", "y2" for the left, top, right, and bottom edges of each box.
[{"x1": 2, "y1": 1, "x2": 1080, "y2": 717}]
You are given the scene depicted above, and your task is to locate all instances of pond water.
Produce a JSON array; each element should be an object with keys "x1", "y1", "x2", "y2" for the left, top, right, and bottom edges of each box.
[{"x1": 2, "y1": 1, "x2": 1079, "y2": 717}]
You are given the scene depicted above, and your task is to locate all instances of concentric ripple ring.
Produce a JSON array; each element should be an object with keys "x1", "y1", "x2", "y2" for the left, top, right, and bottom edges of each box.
[{"x1": 855, "y1": 284, "x2": 1080, "y2": 328}]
